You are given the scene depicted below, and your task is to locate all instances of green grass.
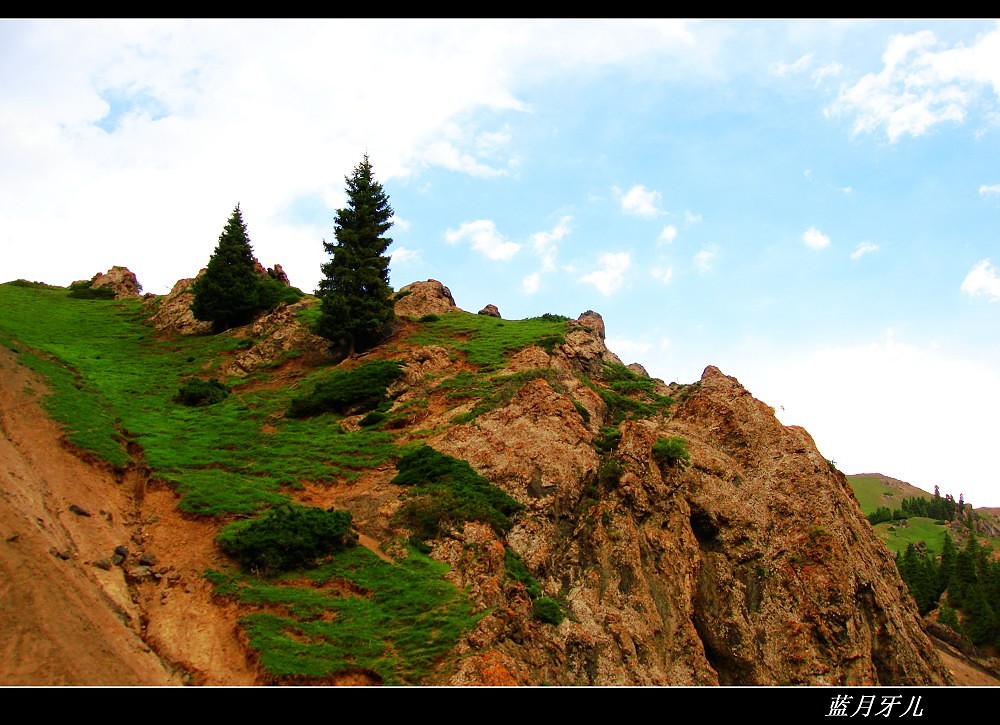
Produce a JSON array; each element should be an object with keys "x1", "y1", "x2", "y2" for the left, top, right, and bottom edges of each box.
[
  {"x1": 0, "y1": 280, "x2": 490, "y2": 684},
  {"x1": 408, "y1": 311, "x2": 569, "y2": 371},
  {"x1": 0, "y1": 281, "x2": 398, "y2": 515},
  {"x1": 206, "y1": 546, "x2": 484, "y2": 685},
  {"x1": 871, "y1": 517, "x2": 953, "y2": 556},
  {"x1": 848, "y1": 474, "x2": 913, "y2": 513}
]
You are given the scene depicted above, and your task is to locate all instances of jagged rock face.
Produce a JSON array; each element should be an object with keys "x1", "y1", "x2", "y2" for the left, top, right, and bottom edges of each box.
[
  {"x1": 266, "y1": 264, "x2": 290, "y2": 286},
  {"x1": 393, "y1": 279, "x2": 458, "y2": 317},
  {"x1": 223, "y1": 300, "x2": 333, "y2": 377},
  {"x1": 90, "y1": 266, "x2": 141, "y2": 298},
  {"x1": 144, "y1": 276, "x2": 212, "y2": 336},
  {"x1": 409, "y1": 329, "x2": 953, "y2": 685}
]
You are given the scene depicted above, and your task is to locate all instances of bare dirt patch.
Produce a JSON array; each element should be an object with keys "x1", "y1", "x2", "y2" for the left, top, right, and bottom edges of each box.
[{"x1": 0, "y1": 346, "x2": 259, "y2": 686}]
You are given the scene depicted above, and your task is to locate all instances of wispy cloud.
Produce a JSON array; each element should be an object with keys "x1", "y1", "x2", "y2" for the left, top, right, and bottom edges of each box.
[
  {"x1": 522, "y1": 272, "x2": 540, "y2": 294},
  {"x1": 658, "y1": 225, "x2": 677, "y2": 244},
  {"x1": 531, "y1": 216, "x2": 572, "y2": 271},
  {"x1": 827, "y1": 26, "x2": 1000, "y2": 142},
  {"x1": 694, "y1": 245, "x2": 717, "y2": 273},
  {"x1": 581, "y1": 252, "x2": 631, "y2": 295},
  {"x1": 961, "y1": 258, "x2": 1000, "y2": 301},
  {"x1": 684, "y1": 210, "x2": 702, "y2": 226},
  {"x1": 389, "y1": 245, "x2": 421, "y2": 263},
  {"x1": 811, "y1": 62, "x2": 842, "y2": 84},
  {"x1": 803, "y1": 226, "x2": 831, "y2": 250},
  {"x1": 980, "y1": 183, "x2": 1000, "y2": 198},
  {"x1": 771, "y1": 53, "x2": 813, "y2": 77},
  {"x1": 651, "y1": 265, "x2": 673, "y2": 284},
  {"x1": 420, "y1": 141, "x2": 509, "y2": 178},
  {"x1": 445, "y1": 219, "x2": 520, "y2": 260},
  {"x1": 618, "y1": 184, "x2": 662, "y2": 217},
  {"x1": 850, "y1": 241, "x2": 878, "y2": 260}
]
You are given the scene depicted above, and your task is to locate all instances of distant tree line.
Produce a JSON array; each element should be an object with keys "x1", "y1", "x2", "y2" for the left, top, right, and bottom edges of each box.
[
  {"x1": 897, "y1": 531, "x2": 999, "y2": 650},
  {"x1": 867, "y1": 485, "x2": 967, "y2": 526}
]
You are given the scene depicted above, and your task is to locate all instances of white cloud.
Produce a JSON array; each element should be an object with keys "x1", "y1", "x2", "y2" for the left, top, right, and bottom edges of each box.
[
  {"x1": 658, "y1": 225, "x2": 677, "y2": 244},
  {"x1": 619, "y1": 184, "x2": 662, "y2": 217},
  {"x1": 839, "y1": 186, "x2": 853, "y2": 194},
  {"x1": 803, "y1": 169, "x2": 813, "y2": 181},
  {"x1": 530, "y1": 215, "x2": 572, "y2": 271},
  {"x1": 605, "y1": 336, "x2": 653, "y2": 361},
  {"x1": 980, "y1": 183, "x2": 1000, "y2": 197},
  {"x1": 651, "y1": 266, "x2": 674, "y2": 284},
  {"x1": 419, "y1": 140, "x2": 508, "y2": 178},
  {"x1": 828, "y1": 26, "x2": 1000, "y2": 142},
  {"x1": 850, "y1": 241, "x2": 878, "y2": 260},
  {"x1": 961, "y1": 258, "x2": 1000, "y2": 301},
  {"x1": 771, "y1": 53, "x2": 813, "y2": 77},
  {"x1": 581, "y1": 252, "x2": 631, "y2": 295},
  {"x1": 811, "y1": 61, "x2": 842, "y2": 84},
  {"x1": 684, "y1": 210, "x2": 702, "y2": 225},
  {"x1": 522, "y1": 272, "x2": 540, "y2": 294},
  {"x1": 445, "y1": 219, "x2": 521, "y2": 260},
  {"x1": 390, "y1": 245, "x2": 421, "y2": 263},
  {"x1": 694, "y1": 246, "x2": 716, "y2": 273},
  {"x1": 802, "y1": 226, "x2": 831, "y2": 250}
]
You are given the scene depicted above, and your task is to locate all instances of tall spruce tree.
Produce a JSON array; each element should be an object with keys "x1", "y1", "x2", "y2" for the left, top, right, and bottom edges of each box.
[
  {"x1": 191, "y1": 204, "x2": 262, "y2": 332},
  {"x1": 316, "y1": 154, "x2": 395, "y2": 354}
]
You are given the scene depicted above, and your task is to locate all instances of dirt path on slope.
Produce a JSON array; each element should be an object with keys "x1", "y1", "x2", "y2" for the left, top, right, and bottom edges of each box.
[{"x1": 0, "y1": 345, "x2": 259, "y2": 686}]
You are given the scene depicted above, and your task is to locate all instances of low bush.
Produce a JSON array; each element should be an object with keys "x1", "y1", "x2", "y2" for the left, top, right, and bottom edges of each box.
[
  {"x1": 287, "y1": 360, "x2": 404, "y2": 418},
  {"x1": 67, "y1": 286, "x2": 116, "y2": 300},
  {"x1": 532, "y1": 597, "x2": 564, "y2": 626},
  {"x1": 598, "y1": 458, "x2": 624, "y2": 487},
  {"x1": 258, "y1": 278, "x2": 306, "y2": 310},
  {"x1": 392, "y1": 444, "x2": 523, "y2": 542},
  {"x1": 504, "y1": 548, "x2": 542, "y2": 598},
  {"x1": 217, "y1": 504, "x2": 357, "y2": 576},
  {"x1": 175, "y1": 377, "x2": 230, "y2": 407},
  {"x1": 652, "y1": 436, "x2": 691, "y2": 470}
]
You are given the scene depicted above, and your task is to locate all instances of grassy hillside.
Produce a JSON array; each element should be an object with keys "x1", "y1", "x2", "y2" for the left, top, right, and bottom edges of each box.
[
  {"x1": 848, "y1": 473, "x2": 1000, "y2": 557},
  {"x1": 0, "y1": 279, "x2": 580, "y2": 684}
]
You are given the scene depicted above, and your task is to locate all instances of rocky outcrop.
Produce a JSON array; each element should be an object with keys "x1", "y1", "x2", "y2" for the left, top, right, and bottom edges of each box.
[
  {"x1": 478, "y1": 304, "x2": 501, "y2": 318},
  {"x1": 397, "y1": 318, "x2": 953, "y2": 686},
  {"x1": 144, "y1": 276, "x2": 212, "y2": 336},
  {"x1": 393, "y1": 280, "x2": 458, "y2": 318},
  {"x1": 223, "y1": 300, "x2": 333, "y2": 377},
  {"x1": 88, "y1": 266, "x2": 142, "y2": 298}
]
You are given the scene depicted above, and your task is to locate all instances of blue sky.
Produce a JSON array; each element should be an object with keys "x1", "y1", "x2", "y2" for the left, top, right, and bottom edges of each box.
[{"x1": 3, "y1": 19, "x2": 1000, "y2": 506}]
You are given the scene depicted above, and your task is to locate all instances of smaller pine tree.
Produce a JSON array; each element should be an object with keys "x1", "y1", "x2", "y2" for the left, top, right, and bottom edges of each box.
[{"x1": 191, "y1": 204, "x2": 262, "y2": 332}]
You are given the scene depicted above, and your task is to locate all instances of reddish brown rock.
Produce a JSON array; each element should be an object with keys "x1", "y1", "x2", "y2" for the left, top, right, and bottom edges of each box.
[
  {"x1": 89, "y1": 266, "x2": 142, "y2": 298},
  {"x1": 393, "y1": 279, "x2": 459, "y2": 317},
  {"x1": 478, "y1": 304, "x2": 501, "y2": 318}
]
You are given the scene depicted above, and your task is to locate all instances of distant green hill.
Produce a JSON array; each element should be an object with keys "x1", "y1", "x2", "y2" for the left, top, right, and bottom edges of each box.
[{"x1": 848, "y1": 473, "x2": 1000, "y2": 557}]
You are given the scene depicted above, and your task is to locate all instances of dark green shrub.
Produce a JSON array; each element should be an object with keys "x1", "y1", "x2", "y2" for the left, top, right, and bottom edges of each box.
[
  {"x1": 175, "y1": 377, "x2": 230, "y2": 407},
  {"x1": 419, "y1": 314, "x2": 440, "y2": 323},
  {"x1": 67, "y1": 286, "x2": 116, "y2": 300},
  {"x1": 532, "y1": 597, "x2": 564, "y2": 625},
  {"x1": 598, "y1": 458, "x2": 624, "y2": 487},
  {"x1": 286, "y1": 360, "x2": 404, "y2": 418},
  {"x1": 258, "y1": 277, "x2": 305, "y2": 310},
  {"x1": 572, "y1": 399, "x2": 591, "y2": 423},
  {"x1": 359, "y1": 410, "x2": 388, "y2": 427},
  {"x1": 594, "y1": 426, "x2": 622, "y2": 453},
  {"x1": 652, "y1": 436, "x2": 691, "y2": 469},
  {"x1": 216, "y1": 504, "x2": 356, "y2": 576},
  {"x1": 537, "y1": 334, "x2": 564, "y2": 353},
  {"x1": 392, "y1": 444, "x2": 523, "y2": 541},
  {"x1": 504, "y1": 548, "x2": 542, "y2": 598}
]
